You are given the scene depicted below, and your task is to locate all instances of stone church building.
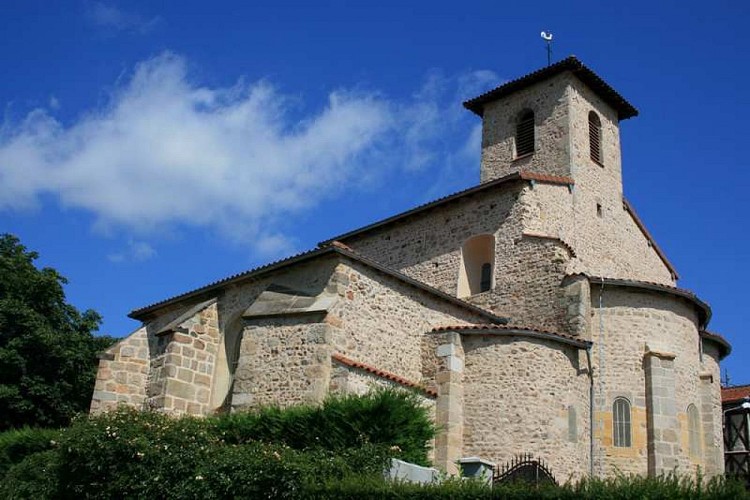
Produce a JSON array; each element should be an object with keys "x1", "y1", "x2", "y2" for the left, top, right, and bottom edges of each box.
[{"x1": 91, "y1": 57, "x2": 730, "y2": 480}]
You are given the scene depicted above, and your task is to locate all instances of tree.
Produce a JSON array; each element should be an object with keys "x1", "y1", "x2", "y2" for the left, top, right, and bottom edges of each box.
[{"x1": 0, "y1": 234, "x2": 114, "y2": 430}]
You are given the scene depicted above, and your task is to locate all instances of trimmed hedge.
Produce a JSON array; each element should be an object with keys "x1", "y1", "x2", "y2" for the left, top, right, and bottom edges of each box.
[{"x1": 305, "y1": 474, "x2": 750, "y2": 499}]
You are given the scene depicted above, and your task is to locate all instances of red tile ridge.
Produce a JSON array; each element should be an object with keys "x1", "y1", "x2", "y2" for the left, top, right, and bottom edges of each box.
[{"x1": 331, "y1": 352, "x2": 437, "y2": 398}]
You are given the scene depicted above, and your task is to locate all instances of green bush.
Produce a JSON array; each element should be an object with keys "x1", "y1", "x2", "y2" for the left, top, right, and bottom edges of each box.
[
  {"x1": 0, "y1": 391, "x2": 410, "y2": 498},
  {"x1": 214, "y1": 388, "x2": 434, "y2": 465},
  {"x1": 54, "y1": 407, "x2": 220, "y2": 499},
  {"x1": 0, "y1": 449, "x2": 60, "y2": 499},
  {"x1": 0, "y1": 426, "x2": 60, "y2": 477},
  {"x1": 172, "y1": 442, "x2": 391, "y2": 499},
  {"x1": 5, "y1": 391, "x2": 744, "y2": 500}
]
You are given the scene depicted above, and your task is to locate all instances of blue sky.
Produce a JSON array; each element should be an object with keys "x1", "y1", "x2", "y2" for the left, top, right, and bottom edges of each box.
[{"x1": 1, "y1": 1, "x2": 748, "y2": 383}]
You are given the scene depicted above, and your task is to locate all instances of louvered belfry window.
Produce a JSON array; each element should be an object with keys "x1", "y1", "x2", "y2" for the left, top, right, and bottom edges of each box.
[
  {"x1": 589, "y1": 111, "x2": 602, "y2": 165},
  {"x1": 515, "y1": 110, "x2": 535, "y2": 157}
]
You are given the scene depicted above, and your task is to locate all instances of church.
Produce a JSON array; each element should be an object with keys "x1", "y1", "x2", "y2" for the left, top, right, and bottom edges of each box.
[{"x1": 90, "y1": 56, "x2": 730, "y2": 480}]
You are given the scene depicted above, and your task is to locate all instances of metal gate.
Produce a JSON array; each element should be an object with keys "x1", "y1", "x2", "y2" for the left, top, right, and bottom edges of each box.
[{"x1": 493, "y1": 453, "x2": 557, "y2": 486}]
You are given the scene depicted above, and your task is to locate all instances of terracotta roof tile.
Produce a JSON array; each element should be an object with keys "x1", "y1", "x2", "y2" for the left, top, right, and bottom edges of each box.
[
  {"x1": 722, "y1": 384, "x2": 750, "y2": 404},
  {"x1": 331, "y1": 353, "x2": 436, "y2": 398}
]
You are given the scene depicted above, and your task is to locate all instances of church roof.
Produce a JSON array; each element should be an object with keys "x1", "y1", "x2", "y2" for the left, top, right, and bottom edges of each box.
[
  {"x1": 463, "y1": 56, "x2": 639, "y2": 120},
  {"x1": 431, "y1": 324, "x2": 592, "y2": 349},
  {"x1": 585, "y1": 275, "x2": 712, "y2": 329},
  {"x1": 129, "y1": 243, "x2": 508, "y2": 325},
  {"x1": 332, "y1": 352, "x2": 437, "y2": 398},
  {"x1": 320, "y1": 171, "x2": 574, "y2": 245},
  {"x1": 700, "y1": 330, "x2": 731, "y2": 360}
]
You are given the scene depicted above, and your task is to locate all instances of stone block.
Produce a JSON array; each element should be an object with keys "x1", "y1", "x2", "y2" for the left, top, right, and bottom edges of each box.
[{"x1": 169, "y1": 380, "x2": 196, "y2": 400}]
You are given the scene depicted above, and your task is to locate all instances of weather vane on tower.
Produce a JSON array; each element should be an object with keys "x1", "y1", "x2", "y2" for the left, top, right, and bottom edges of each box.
[{"x1": 541, "y1": 31, "x2": 553, "y2": 66}]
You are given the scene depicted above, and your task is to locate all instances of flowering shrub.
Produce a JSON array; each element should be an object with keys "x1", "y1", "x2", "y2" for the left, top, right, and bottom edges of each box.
[{"x1": 0, "y1": 389, "x2": 422, "y2": 498}]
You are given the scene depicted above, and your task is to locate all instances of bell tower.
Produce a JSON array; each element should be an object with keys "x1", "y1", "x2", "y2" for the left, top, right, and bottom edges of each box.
[{"x1": 463, "y1": 56, "x2": 638, "y2": 194}]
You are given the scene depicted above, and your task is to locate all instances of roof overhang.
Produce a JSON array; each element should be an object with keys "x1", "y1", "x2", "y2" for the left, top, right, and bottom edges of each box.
[
  {"x1": 463, "y1": 56, "x2": 638, "y2": 121},
  {"x1": 700, "y1": 330, "x2": 731, "y2": 360},
  {"x1": 130, "y1": 245, "x2": 507, "y2": 326},
  {"x1": 320, "y1": 171, "x2": 573, "y2": 246},
  {"x1": 432, "y1": 324, "x2": 592, "y2": 349},
  {"x1": 585, "y1": 275, "x2": 712, "y2": 329}
]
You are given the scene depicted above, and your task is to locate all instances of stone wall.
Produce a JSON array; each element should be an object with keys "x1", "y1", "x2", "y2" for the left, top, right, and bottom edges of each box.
[
  {"x1": 210, "y1": 257, "x2": 340, "y2": 411},
  {"x1": 90, "y1": 327, "x2": 149, "y2": 414},
  {"x1": 465, "y1": 234, "x2": 572, "y2": 332},
  {"x1": 232, "y1": 317, "x2": 332, "y2": 410},
  {"x1": 344, "y1": 186, "x2": 523, "y2": 298},
  {"x1": 565, "y1": 76, "x2": 674, "y2": 285},
  {"x1": 459, "y1": 334, "x2": 591, "y2": 481},
  {"x1": 230, "y1": 255, "x2": 484, "y2": 411},
  {"x1": 326, "y1": 259, "x2": 486, "y2": 383},
  {"x1": 479, "y1": 72, "x2": 573, "y2": 182},
  {"x1": 589, "y1": 285, "x2": 713, "y2": 476},
  {"x1": 329, "y1": 358, "x2": 436, "y2": 410},
  {"x1": 343, "y1": 184, "x2": 581, "y2": 334},
  {"x1": 699, "y1": 342, "x2": 725, "y2": 475},
  {"x1": 522, "y1": 182, "x2": 674, "y2": 286},
  {"x1": 145, "y1": 301, "x2": 220, "y2": 415}
]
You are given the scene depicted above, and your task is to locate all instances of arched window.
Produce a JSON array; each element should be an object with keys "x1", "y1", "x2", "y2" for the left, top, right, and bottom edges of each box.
[
  {"x1": 589, "y1": 111, "x2": 602, "y2": 165},
  {"x1": 613, "y1": 397, "x2": 632, "y2": 447},
  {"x1": 515, "y1": 110, "x2": 535, "y2": 157},
  {"x1": 687, "y1": 404, "x2": 701, "y2": 456},
  {"x1": 457, "y1": 234, "x2": 495, "y2": 298}
]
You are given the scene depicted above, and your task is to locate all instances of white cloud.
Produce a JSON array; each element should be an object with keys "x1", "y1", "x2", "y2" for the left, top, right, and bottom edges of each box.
[
  {"x1": 108, "y1": 240, "x2": 156, "y2": 263},
  {"x1": 397, "y1": 70, "x2": 496, "y2": 172},
  {"x1": 86, "y1": 2, "x2": 160, "y2": 34},
  {"x1": 0, "y1": 52, "x2": 497, "y2": 258}
]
